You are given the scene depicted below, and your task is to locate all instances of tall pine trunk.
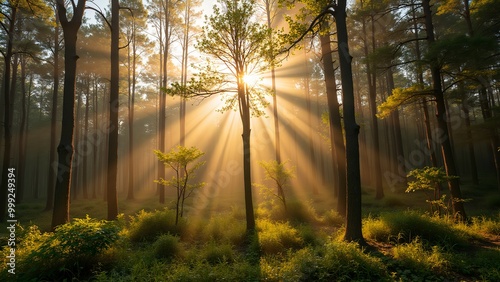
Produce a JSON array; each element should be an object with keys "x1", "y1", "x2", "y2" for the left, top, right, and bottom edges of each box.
[
  {"x1": 107, "y1": 0, "x2": 120, "y2": 220},
  {"x1": 423, "y1": 0, "x2": 466, "y2": 221},
  {"x1": 319, "y1": 24, "x2": 346, "y2": 217},
  {"x1": 335, "y1": 0, "x2": 365, "y2": 243}
]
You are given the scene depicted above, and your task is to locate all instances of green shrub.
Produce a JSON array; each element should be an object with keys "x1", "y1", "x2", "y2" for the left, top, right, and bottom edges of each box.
[
  {"x1": 363, "y1": 216, "x2": 392, "y2": 242},
  {"x1": 279, "y1": 241, "x2": 387, "y2": 281},
  {"x1": 14, "y1": 216, "x2": 119, "y2": 281},
  {"x1": 153, "y1": 234, "x2": 183, "y2": 260},
  {"x1": 257, "y1": 219, "x2": 304, "y2": 255},
  {"x1": 128, "y1": 209, "x2": 186, "y2": 242},
  {"x1": 201, "y1": 242, "x2": 235, "y2": 265},
  {"x1": 202, "y1": 214, "x2": 246, "y2": 246},
  {"x1": 392, "y1": 238, "x2": 450, "y2": 278},
  {"x1": 471, "y1": 216, "x2": 500, "y2": 236},
  {"x1": 285, "y1": 201, "x2": 323, "y2": 225},
  {"x1": 375, "y1": 211, "x2": 469, "y2": 248}
]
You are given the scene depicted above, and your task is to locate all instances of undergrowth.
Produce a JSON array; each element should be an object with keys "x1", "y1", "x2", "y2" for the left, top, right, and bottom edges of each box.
[{"x1": 1, "y1": 207, "x2": 498, "y2": 281}]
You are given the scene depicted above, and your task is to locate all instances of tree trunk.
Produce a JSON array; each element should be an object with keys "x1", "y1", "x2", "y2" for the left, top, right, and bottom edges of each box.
[
  {"x1": 240, "y1": 81, "x2": 255, "y2": 232},
  {"x1": 319, "y1": 24, "x2": 346, "y2": 217},
  {"x1": 83, "y1": 78, "x2": 90, "y2": 199},
  {"x1": 107, "y1": 0, "x2": 120, "y2": 220},
  {"x1": 17, "y1": 56, "x2": 28, "y2": 203},
  {"x1": 361, "y1": 13, "x2": 383, "y2": 199},
  {"x1": 46, "y1": 15, "x2": 60, "y2": 211},
  {"x1": 423, "y1": 0, "x2": 466, "y2": 221},
  {"x1": 51, "y1": 11, "x2": 83, "y2": 229},
  {"x1": 335, "y1": 0, "x2": 365, "y2": 244}
]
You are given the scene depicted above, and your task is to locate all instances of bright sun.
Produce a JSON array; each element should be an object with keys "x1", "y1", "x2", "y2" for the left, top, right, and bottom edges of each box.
[{"x1": 242, "y1": 73, "x2": 260, "y2": 86}]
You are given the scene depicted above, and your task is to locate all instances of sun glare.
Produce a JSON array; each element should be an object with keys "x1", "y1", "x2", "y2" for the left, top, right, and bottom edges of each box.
[{"x1": 243, "y1": 73, "x2": 260, "y2": 86}]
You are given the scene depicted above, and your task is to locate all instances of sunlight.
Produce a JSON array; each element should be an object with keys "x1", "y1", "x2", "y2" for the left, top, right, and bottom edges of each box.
[{"x1": 243, "y1": 73, "x2": 260, "y2": 86}]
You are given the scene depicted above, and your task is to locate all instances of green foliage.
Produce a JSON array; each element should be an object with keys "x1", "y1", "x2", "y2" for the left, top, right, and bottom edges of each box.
[
  {"x1": 128, "y1": 209, "x2": 186, "y2": 243},
  {"x1": 278, "y1": 241, "x2": 386, "y2": 281},
  {"x1": 152, "y1": 234, "x2": 183, "y2": 261},
  {"x1": 154, "y1": 146, "x2": 205, "y2": 224},
  {"x1": 10, "y1": 216, "x2": 120, "y2": 280},
  {"x1": 406, "y1": 166, "x2": 462, "y2": 214},
  {"x1": 200, "y1": 242, "x2": 235, "y2": 265},
  {"x1": 257, "y1": 219, "x2": 304, "y2": 255},
  {"x1": 184, "y1": 0, "x2": 274, "y2": 117},
  {"x1": 392, "y1": 239, "x2": 450, "y2": 276},
  {"x1": 201, "y1": 214, "x2": 247, "y2": 246},
  {"x1": 377, "y1": 85, "x2": 433, "y2": 119},
  {"x1": 255, "y1": 160, "x2": 295, "y2": 211},
  {"x1": 364, "y1": 212, "x2": 469, "y2": 248}
]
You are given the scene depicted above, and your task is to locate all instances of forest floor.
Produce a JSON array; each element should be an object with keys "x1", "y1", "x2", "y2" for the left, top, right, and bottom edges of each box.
[{"x1": 0, "y1": 180, "x2": 499, "y2": 281}]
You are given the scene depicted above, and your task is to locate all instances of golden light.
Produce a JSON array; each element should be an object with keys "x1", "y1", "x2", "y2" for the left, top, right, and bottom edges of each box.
[{"x1": 242, "y1": 73, "x2": 260, "y2": 86}]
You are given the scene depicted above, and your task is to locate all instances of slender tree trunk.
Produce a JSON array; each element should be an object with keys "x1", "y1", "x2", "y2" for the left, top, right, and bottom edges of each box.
[
  {"x1": 92, "y1": 78, "x2": 98, "y2": 199},
  {"x1": 127, "y1": 25, "x2": 136, "y2": 200},
  {"x1": 107, "y1": 0, "x2": 120, "y2": 220},
  {"x1": 319, "y1": 24, "x2": 346, "y2": 217},
  {"x1": 83, "y1": 78, "x2": 90, "y2": 199},
  {"x1": 362, "y1": 13, "x2": 383, "y2": 199},
  {"x1": 52, "y1": 0, "x2": 86, "y2": 229},
  {"x1": 71, "y1": 84, "x2": 82, "y2": 200},
  {"x1": 335, "y1": 0, "x2": 365, "y2": 243},
  {"x1": 16, "y1": 57, "x2": 28, "y2": 203},
  {"x1": 46, "y1": 15, "x2": 60, "y2": 211},
  {"x1": 423, "y1": 0, "x2": 466, "y2": 221},
  {"x1": 240, "y1": 79, "x2": 255, "y2": 232}
]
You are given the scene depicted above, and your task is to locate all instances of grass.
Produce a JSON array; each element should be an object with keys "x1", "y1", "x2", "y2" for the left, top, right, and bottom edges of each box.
[{"x1": 1, "y1": 185, "x2": 499, "y2": 281}]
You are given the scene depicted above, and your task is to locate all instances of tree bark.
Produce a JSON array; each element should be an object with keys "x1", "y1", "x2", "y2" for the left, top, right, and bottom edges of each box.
[
  {"x1": 335, "y1": 0, "x2": 365, "y2": 244},
  {"x1": 107, "y1": 0, "x2": 120, "y2": 220},
  {"x1": 319, "y1": 24, "x2": 346, "y2": 217},
  {"x1": 51, "y1": 0, "x2": 86, "y2": 229},
  {"x1": 423, "y1": 0, "x2": 466, "y2": 221}
]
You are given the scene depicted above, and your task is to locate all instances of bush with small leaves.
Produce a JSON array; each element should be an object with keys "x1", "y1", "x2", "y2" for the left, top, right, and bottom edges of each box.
[
  {"x1": 257, "y1": 219, "x2": 304, "y2": 255},
  {"x1": 128, "y1": 209, "x2": 186, "y2": 243},
  {"x1": 17, "y1": 216, "x2": 120, "y2": 281},
  {"x1": 152, "y1": 234, "x2": 183, "y2": 260}
]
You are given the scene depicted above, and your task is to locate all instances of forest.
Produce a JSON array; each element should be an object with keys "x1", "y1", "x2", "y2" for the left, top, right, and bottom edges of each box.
[{"x1": 0, "y1": 0, "x2": 499, "y2": 280}]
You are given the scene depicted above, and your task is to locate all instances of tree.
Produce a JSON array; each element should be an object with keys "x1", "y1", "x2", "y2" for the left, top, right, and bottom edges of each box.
[
  {"x1": 255, "y1": 160, "x2": 295, "y2": 211},
  {"x1": 423, "y1": 0, "x2": 466, "y2": 221},
  {"x1": 107, "y1": 0, "x2": 120, "y2": 220},
  {"x1": 283, "y1": 0, "x2": 365, "y2": 242},
  {"x1": 122, "y1": 0, "x2": 150, "y2": 200},
  {"x1": 51, "y1": 0, "x2": 87, "y2": 229},
  {"x1": 281, "y1": 0, "x2": 347, "y2": 216},
  {"x1": 178, "y1": 0, "x2": 272, "y2": 232},
  {"x1": 0, "y1": 0, "x2": 50, "y2": 220},
  {"x1": 154, "y1": 146, "x2": 205, "y2": 225},
  {"x1": 45, "y1": 8, "x2": 61, "y2": 211},
  {"x1": 334, "y1": 0, "x2": 365, "y2": 244}
]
